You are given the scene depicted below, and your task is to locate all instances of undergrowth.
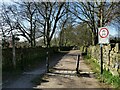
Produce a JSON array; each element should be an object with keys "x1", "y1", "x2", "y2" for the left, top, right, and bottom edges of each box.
[{"x1": 84, "y1": 55, "x2": 120, "y2": 88}]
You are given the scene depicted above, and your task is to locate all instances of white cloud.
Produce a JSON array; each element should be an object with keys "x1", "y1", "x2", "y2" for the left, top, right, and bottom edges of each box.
[{"x1": 0, "y1": 0, "x2": 11, "y2": 2}]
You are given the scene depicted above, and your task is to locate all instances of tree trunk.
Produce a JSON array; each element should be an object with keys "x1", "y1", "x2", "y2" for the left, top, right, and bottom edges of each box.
[
  {"x1": 46, "y1": 37, "x2": 51, "y2": 48},
  {"x1": 43, "y1": 22, "x2": 46, "y2": 46},
  {"x1": 44, "y1": 35, "x2": 46, "y2": 46},
  {"x1": 33, "y1": 39, "x2": 36, "y2": 47},
  {"x1": 59, "y1": 30, "x2": 64, "y2": 47},
  {"x1": 33, "y1": 28, "x2": 36, "y2": 47},
  {"x1": 30, "y1": 40, "x2": 33, "y2": 47}
]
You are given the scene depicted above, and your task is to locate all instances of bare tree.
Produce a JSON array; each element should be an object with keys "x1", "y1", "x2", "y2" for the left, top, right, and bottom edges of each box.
[
  {"x1": 14, "y1": 2, "x2": 39, "y2": 47},
  {"x1": 1, "y1": 3, "x2": 18, "y2": 68},
  {"x1": 4, "y1": 2, "x2": 44, "y2": 47},
  {"x1": 68, "y1": 1, "x2": 119, "y2": 45},
  {"x1": 35, "y1": 2, "x2": 66, "y2": 47}
]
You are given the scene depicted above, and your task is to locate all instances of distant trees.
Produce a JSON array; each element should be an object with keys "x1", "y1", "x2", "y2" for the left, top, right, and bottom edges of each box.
[{"x1": 58, "y1": 22, "x2": 92, "y2": 47}]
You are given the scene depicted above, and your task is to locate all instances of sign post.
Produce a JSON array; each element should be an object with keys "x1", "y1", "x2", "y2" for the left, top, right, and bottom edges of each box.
[
  {"x1": 98, "y1": 27, "x2": 109, "y2": 74},
  {"x1": 100, "y1": 44, "x2": 103, "y2": 74}
]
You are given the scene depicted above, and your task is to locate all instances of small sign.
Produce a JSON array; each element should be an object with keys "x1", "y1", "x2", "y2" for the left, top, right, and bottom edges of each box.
[{"x1": 98, "y1": 27, "x2": 109, "y2": 44}]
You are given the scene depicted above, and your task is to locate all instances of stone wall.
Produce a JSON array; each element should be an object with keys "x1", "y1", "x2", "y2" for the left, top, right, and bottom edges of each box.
[
  {"x1": 2, "y1": 47, "x2": 59, "y2": 71},
  {"x1": 86, "y1": 43, "x2": 120, "y2": 76}
]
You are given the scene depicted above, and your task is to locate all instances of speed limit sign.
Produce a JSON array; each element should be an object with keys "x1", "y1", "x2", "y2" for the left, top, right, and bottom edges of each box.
[{"x1": 98, "y1": 27, "x2": 109, "y2": 44}]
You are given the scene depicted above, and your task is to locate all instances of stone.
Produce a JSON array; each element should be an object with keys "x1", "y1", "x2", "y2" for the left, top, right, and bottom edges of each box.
[
  {"x1": 87, "y1": 44, "x2": 120, "y2": 76},
  {"x1": 110, "y1": 69, "x2": 119, "y2": 76},
  {"x1": 115, "y1": 43, "x2": 119, "y2": 53}
]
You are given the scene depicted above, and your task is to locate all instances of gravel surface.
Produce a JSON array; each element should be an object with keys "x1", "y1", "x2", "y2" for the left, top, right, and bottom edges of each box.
[
  {"x1": 34, "y1": 50, "x2": 111, "y2": 89},
  {"x1": 2, "y1": 52, "x2": 66, "y2": 89},
  {"x1": 2, "y1": 50, "x2": 111, "y2": 89}
]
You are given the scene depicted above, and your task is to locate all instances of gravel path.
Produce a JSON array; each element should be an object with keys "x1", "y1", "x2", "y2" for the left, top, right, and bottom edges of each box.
[
  {"x1": 34, "y1": 50, "x2": 111, "y2": 89},
  {"x1": 2, "y1": 50, "x2": 111, "y2": 89},
  {"x1": 2, "y1": 52, "x2": 66, "y2": 89}
]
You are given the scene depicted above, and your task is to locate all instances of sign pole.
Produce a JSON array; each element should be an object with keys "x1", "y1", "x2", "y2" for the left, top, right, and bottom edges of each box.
[
  {"x1": 98, "y1": 27, "x2": 109, "y2": 74},
  {"x1": 100, "y1": 44, "x2": 103, "y2": 74}
]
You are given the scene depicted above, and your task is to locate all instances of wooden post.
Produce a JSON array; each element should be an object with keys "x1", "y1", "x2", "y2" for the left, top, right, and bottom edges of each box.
[
  {"x1": 76, "y1": 54, "x2": 80, "y2": 74},
  {"x1": 12, "y1": 35, "x2": 16, "y2": 69}
]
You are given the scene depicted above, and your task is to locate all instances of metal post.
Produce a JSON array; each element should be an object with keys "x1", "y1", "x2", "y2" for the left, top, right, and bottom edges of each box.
[
  {"x1": 76, "y1": 54, "x2": 80, "y2": 74},
  {"x1": 46, "y1": 51, "x2": 49, "y2": 72},
  {"x1": 100, "y1": 44, "x2": 103, "y2": 74}
]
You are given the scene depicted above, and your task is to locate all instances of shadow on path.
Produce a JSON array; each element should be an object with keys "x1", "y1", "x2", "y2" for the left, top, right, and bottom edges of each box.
[
  {"x1": 2, "y1": 51, "x2": 68, "y2": 89},
  {"x1": 34, "y1": 50, "x2": 111, "y2": 89}
]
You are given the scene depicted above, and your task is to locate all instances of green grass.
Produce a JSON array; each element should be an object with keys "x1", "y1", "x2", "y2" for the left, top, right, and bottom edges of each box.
[
  {"x1": 84, "y1": 55, "x2": 120, "y2": 88},
  {"x1": 102, "y1": 70, "x2": 120, "y2": 88},
  {"x1": 84, "y1": 55, "x2": 100, "y2": 74}
]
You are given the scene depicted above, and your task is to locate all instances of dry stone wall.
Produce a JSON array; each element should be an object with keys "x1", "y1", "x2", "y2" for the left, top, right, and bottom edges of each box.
[{"x1": 87, "y1": 43, "x2": 120, "y2": 76}]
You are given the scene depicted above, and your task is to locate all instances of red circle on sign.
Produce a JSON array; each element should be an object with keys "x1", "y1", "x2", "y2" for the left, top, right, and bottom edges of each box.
[{"x1": 99, "y1": 28, "x2": 109, "y2": 38}]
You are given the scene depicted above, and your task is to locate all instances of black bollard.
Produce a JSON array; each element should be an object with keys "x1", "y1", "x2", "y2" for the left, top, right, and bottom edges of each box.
[
  {"x1": 46, "y1": 51, "x2": 49, "y2": 72},
  {"x1": 76, "y1": 54, "x2": 80, "y2": 74}
]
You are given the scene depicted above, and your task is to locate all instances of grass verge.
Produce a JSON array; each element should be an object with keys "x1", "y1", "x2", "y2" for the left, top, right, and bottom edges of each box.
[{"x1": 84, "y1": 55, "x2": 120, "y2": 89}]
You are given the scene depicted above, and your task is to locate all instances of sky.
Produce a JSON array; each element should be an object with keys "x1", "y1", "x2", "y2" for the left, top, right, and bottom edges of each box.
[
  {"x1": 1, "y1": 0, "x2": 120, "y2": 2},
  {"x1": 0, "y1": 0, "x2": 14, "y2": 4},
  {"x1": 0, "y1": 0, "x2": 119, "y2": 42},
  {"x1": 108, "y1": 26, "x2": 117, "y2": 36}
]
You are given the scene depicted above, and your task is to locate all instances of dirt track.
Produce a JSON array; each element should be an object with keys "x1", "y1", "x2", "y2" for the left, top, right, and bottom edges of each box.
[
  {"x1": 2, "y1": 51, "x2": 66, "y2": 89},
  {"x1": 3, "y1": 50, "x2": 111, "y2": 89},
  {"x1": 34, "y1": 50, "x2": 111, "y2": 89}
]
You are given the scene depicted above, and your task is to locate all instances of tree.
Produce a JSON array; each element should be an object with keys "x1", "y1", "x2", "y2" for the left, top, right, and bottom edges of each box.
[
  {"x1": 11, "y1": 2, "x2": 40, "y2": 47},
  {"x1": 35, "y1": 2, "x2": 66, "y2": 47},
  {"x1": 0, "y1": 3, "x2": 18, "y2": 68},
  {"x1": 1, "y1": 2, "x2": 45, "y2": 47},
  {"x1": 68, "y1": 1, "x2": 119, "y2": 45}
]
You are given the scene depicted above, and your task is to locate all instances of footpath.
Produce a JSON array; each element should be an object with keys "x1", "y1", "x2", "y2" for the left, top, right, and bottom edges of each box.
[{"x1": 34, "y1": 50, "x2": 110, "y2": 89}]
